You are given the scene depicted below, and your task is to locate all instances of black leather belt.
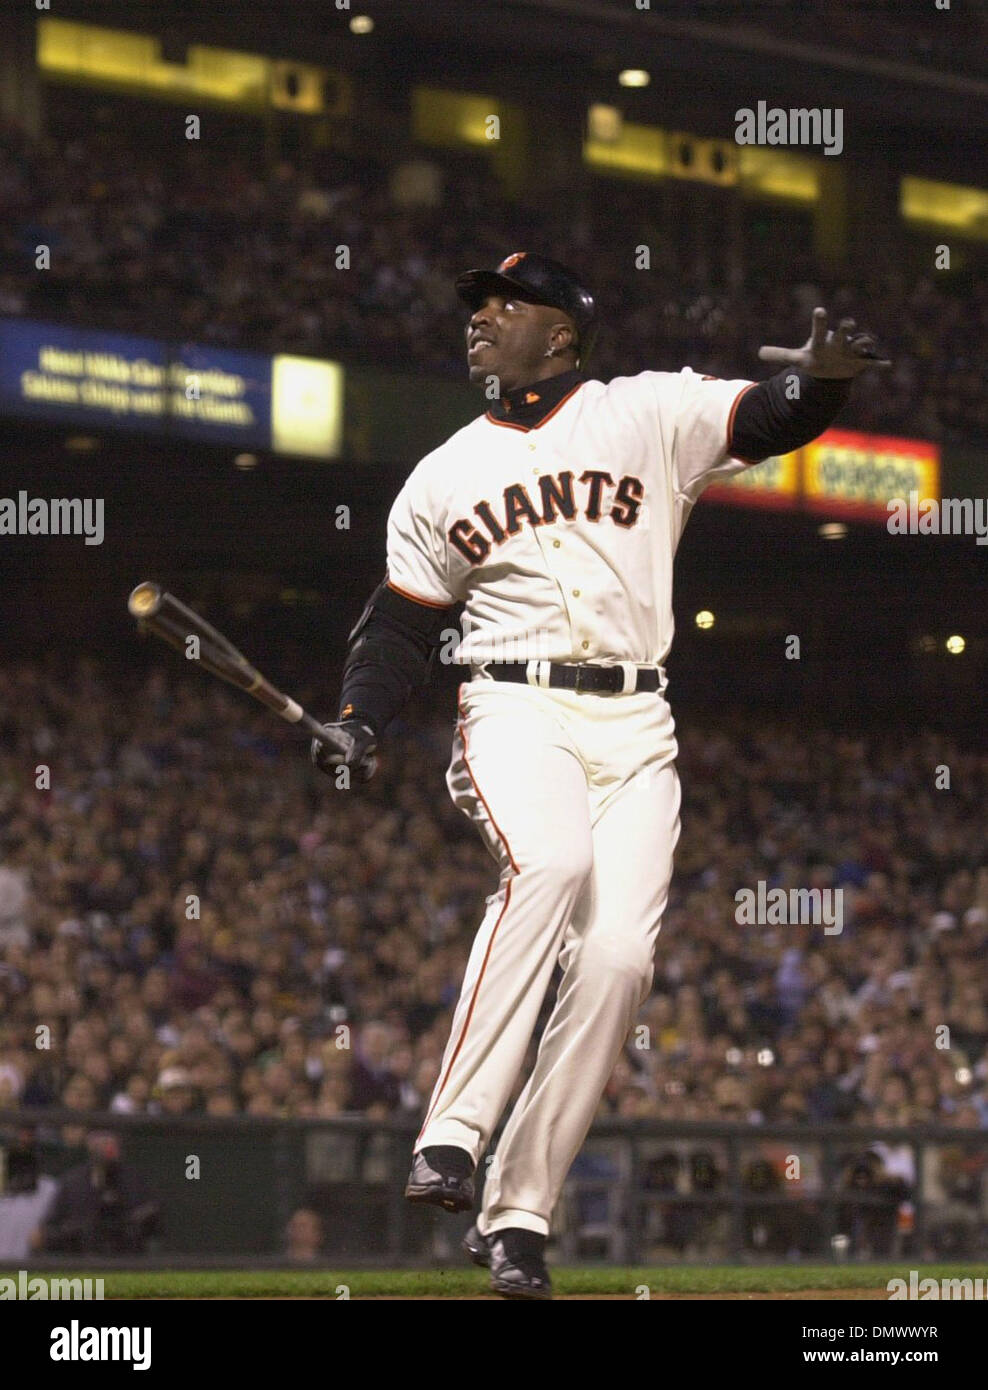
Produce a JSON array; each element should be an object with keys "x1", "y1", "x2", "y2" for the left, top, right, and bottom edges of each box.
[{"x1": 477, "y1": 662, "x2": 661, "y2": 695}]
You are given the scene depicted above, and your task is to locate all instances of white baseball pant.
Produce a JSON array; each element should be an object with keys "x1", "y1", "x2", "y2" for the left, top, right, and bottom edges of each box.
[{"x1": 415, "y1": 674, "x2": 681, "y2": 1237}]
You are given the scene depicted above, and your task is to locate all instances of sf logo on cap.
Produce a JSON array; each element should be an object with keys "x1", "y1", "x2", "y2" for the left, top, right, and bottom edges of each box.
[{"x1": 498, "y1": 252, "x2": 527, "y2": 271}]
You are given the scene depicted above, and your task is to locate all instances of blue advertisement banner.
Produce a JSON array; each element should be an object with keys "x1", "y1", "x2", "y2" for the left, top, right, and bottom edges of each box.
[{"x1": 0, "y1": 319, "x2": 271, "y2": 448}]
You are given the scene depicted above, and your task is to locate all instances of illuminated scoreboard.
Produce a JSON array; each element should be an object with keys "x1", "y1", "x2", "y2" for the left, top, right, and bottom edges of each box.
[
  {"x1": 0, "y1": 319, "x2": 343, "y2": 459},
  {"x1": 705, "y1": 429, "x2": 940, "y2": 523}
]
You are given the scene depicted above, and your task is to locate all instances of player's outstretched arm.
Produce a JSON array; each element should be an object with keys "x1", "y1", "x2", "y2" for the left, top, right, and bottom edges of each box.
[
  {"x1": 758, "y1": 306, "x2": 891, "y2": 378},
  {"x1": 729, "y1": 307, "x2": 890, "y2": 465}
]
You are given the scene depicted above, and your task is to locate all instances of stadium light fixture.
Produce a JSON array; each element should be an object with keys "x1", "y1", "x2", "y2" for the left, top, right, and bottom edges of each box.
[
  {"x1": 618, "y1": 69, "x2": 650, "y2": 89},
  {"x1": 695, "y1": 609, "x2": 715, "y2": 629},
  {"x1": 945, "y1": 634, "x2": 966, "y2": 654},
  {"x1": 234, "y1": 453, "x2": 258, "y2": 470},
  {"x1": 818, "y1": 522, "x2": 847, "y2": 539},
  {"x1": 350, "y1": 15, "x2": 374, "y2": 34}
]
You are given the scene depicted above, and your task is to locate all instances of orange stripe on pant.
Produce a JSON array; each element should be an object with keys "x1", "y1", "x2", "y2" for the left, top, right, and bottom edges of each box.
[{"x1": 416, "y1": 689, "x2": 519, "y2": 1143}]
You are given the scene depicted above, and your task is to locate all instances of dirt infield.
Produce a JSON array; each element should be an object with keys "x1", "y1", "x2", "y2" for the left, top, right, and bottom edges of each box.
[
  {"x1": 358, "y1": 1290, "x2": 888, "y2": 1301},
  {"x1": 197, "y1": 1287, "x2": 888, "y2": 1301}
]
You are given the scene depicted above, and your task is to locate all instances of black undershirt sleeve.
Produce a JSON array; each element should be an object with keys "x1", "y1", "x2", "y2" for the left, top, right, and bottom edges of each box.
[
  {"x1": 729, "y1": 370, "x2": 852, "y2": 464},
  {"x1": 337, "y1": 582, "x2": 457, "y2": 735}
]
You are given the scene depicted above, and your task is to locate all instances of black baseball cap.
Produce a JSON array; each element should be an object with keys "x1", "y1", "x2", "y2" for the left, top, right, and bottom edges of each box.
[{"x1": 455, "y1": 252, "x2": 597, "y2": 336}]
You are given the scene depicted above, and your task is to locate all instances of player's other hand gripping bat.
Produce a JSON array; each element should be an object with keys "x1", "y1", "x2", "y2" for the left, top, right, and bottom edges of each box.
[{"x1": 127, "y1": 582, "x2": 377, "y2": 780}]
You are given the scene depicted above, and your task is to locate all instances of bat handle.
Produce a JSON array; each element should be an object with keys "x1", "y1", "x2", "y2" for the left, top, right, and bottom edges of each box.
[
  {"x1": 255, "y1": 685, "x2": 330, "y2": 744},
  {"x1": 299, "y1": 711, "x2": 353, "y2": 760},
  {"x1": 300, "y1": 711, "x2": 332, "y2": 741}
]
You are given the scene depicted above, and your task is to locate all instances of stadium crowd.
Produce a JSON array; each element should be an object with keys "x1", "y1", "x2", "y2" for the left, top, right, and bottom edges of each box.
[
  {"x1": 1, "y1": 121, "x2": 986, "y2": 444},
  {"x1": 1, "y1": 657, "x2": 985, "y2": 1141}
]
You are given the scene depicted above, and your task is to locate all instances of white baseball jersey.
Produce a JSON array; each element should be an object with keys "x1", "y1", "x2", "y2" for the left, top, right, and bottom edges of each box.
[{"x1": 385, "y1": 367, "x2": 756, "y2": 667}]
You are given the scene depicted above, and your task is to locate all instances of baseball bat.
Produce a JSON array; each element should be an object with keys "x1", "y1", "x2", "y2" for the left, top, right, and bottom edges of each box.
[{"x1": 127, "y1": 582, "x2": 347, "y2": 756}]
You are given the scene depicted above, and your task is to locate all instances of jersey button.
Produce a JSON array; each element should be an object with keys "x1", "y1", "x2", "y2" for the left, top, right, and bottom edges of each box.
[
  {"x1": 527, "y1": 441, "x2": 536, "y2": 451},
  {"x1": 572, "y1": 589, "x2": 580, "y2": 597},
  {"x1": 581, "y1": 640, "x2": 590, "y2": 650},
  {"x1": 552, "y1": 540, "x2": 561, "y2": 549}
]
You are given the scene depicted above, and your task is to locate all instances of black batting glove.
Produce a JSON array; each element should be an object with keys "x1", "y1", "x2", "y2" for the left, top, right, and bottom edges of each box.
[{"x1": 310, "y1": 719, "x2": 378, "y2": 784}]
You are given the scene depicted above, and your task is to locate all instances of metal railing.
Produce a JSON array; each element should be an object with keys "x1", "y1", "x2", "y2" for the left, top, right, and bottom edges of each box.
[{"x1": 1, "y1": 1109, "x2": 985, "y2": 1265}]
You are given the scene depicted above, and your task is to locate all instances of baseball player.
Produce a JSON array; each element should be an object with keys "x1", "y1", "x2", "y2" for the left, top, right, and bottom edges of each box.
[{"x1": 312, "y1": 252, "x2": 887, "y2": 1298}]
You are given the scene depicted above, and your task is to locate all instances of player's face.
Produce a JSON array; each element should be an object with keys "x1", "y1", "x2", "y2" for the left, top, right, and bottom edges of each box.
[{"x1": 465, "y1": 295, "x2": 573, "y2": 391}]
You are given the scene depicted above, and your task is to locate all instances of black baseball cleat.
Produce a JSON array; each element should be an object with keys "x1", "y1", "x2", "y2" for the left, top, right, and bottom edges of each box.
[
  {"x1": 464, "y1": 1224, "x2": 553, "y2": 1300},
  {"x1": 404, "y1": 1146, "x2": 475, "y2": 1213},
  {"x1": 463, "y1": 1223, "x2": 490, "y2": 1268}
]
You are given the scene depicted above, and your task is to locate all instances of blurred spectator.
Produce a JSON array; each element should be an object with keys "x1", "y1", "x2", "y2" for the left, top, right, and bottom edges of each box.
[
  {"x1": 347, "y1": 1023, "x2": 401, "y2": 1115},
  {"x1": 284, "y1": 1207, "x2": 324, "y2": 1263},
  {"x1": 0, "y1": 1130, "x2": 58, "y2": 1259},
  {"x1": 34, "y1": 1132, "x2": 159, "y2": 1256},
  {"x1": 837, "y1": 1150, "x2": 910, "y2": 1259}
]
